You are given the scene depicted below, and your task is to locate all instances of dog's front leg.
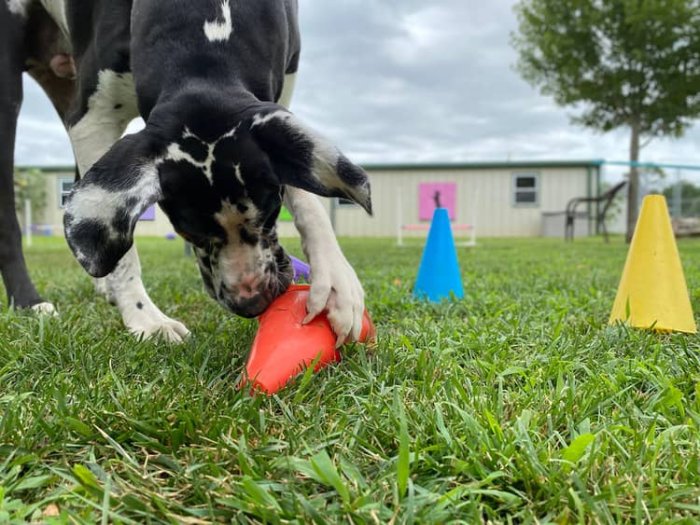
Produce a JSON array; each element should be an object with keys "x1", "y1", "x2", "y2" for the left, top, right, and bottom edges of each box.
[
  {"x1": 284, "y1": 187, "x2": 365, "y2": 346},
  {"x1": 67, "y1": 72, "x2": 189, "y2": 343},
  {"x1": 102, "y1": 245, "x2": 190, "y2": 342}
]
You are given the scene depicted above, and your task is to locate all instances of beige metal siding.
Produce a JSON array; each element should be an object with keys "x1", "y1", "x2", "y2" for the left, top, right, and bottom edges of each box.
[
  {"x1": 34, "y1": 166, "x2": 591, "y2": 239},
  {"x1": 334, "y1": 167, "x2": 590, "y2": 237},
  {"x1": 36, "y1": 171, "x2": 71, "y2": 234}
]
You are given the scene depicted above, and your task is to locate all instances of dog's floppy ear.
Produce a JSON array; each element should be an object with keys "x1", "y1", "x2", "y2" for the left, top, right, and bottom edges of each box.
[
  {"x1": 249, "y1": 108, "x2": 372, "y2": 214},
  {"x1": 63, "y1": 129, "x2": 162, "y2": 277}
]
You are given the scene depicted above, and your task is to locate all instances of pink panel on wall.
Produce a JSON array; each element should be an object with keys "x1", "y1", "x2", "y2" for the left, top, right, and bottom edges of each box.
[
  {"x1": 139, "y1": 205, "x2": 156, "y2": 221},
  {"x1": 419, "y1": 183, "x2": 457, "y2": 220}
]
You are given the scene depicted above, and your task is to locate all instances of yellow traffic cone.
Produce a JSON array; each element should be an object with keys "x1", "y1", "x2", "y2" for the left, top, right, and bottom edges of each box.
[{"x1": 609, "y1": 195, "x2": 696, "y2": 333}]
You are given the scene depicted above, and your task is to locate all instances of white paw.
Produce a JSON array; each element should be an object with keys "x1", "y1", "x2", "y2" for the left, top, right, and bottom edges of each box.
[
  {"x1": 126, "y1": 313, "x2": 191, "y2": 343},
  {"x1": 31, "y1": 302, "x2": 58, "y2": 316},
  {"x1": 304, "y1": 249, "x2": 365, "y2": 347}
]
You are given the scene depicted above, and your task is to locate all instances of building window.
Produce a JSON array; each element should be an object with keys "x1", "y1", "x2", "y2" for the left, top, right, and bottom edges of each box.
[
  {"x1": 59, "y1": 178, "x2": 74, "y2": 208},
  {"x1": 513, "y1": 173, "x2": 539, "y2": 206}
]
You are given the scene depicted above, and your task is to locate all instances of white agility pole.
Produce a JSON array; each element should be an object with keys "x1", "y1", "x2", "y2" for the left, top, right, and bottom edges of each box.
[
  {"x1": 462, "y1": 188, "x2": 477, "y2": 247},
  {"x1": 397, "y1": 191, "x2": 404, "y2": 247},
  {"x1": 24, "y1": 199, "x2": 32, "y2": 248}
]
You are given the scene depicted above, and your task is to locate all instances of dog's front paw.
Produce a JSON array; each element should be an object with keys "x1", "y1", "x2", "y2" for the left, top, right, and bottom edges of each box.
[
  {"x1": 304, "y1": 250, "x2": 365, "y2": 347},
  {"x1": 126, "y1": 312, "x2": 191, "y2": 343}
]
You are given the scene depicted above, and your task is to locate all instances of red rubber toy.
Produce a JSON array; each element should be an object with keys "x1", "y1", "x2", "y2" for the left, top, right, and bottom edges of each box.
[{"x1": 244, "y1": 284, "x2": 376, "y2": 395}]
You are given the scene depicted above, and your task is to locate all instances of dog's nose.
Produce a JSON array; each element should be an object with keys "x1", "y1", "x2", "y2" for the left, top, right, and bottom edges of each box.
[
  {"x1": 221, "y1": 265, "x2": 293, "y2": 318},
  {"x1": 235, "y1": 274, "x2": 266, "y2": 300},
  {"x1": 221, "y1": 275, "x2": 274, "y2": 318},
  {"x1": 228, "y1": 294, "x2": 271, "y2": 318}
]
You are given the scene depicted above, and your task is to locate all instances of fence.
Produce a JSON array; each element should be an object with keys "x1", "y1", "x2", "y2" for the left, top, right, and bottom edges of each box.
[{"x1": 601, "y1": 161, "x2": 700, "y2": 236}]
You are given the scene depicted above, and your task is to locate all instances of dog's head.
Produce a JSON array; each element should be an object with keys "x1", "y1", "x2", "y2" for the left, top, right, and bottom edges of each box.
[{"x1": 63, "y1": 102, "x2": 372, "y2": 318}]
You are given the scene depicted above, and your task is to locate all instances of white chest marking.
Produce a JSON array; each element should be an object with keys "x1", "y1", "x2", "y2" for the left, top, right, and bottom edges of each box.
[
  {"x1": 204, "y1": 0, "x2": 233, "y2": 43},
  {"x1": 68, "y1": 70, "x2": 139, "y2": 174}
]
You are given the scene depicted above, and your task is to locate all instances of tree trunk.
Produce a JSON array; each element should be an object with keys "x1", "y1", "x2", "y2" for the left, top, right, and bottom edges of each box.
[{"x1": 626, "y1": 123, "x2": 641, "y2": 243}]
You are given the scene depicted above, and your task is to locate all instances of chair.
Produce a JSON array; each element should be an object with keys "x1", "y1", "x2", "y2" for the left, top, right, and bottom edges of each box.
[{"x1": 565, "y1": 180, "x2": 627, "y2": 242}]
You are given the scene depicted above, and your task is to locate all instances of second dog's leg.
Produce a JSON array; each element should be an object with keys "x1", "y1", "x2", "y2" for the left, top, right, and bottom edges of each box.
[{"x1": 0, "y1": 10, "x2": 54, "y2": 313}]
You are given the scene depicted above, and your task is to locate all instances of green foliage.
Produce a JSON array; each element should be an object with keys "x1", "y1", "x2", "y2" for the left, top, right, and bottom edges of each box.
[
  {"x1": 13, "y1": 169, "x2": 48, "y2": 222},
  {"x1": 663, "y1": 181, "x2": 700, "y2": 215},
  {"x1": 513, "y1": 0, "x2": 700, "y2": 138},
  {"x1": 561, "y1": 433, "x2": 595, "y2": 464},
  {"x1": 2, "y1": 237, "x2": 700, "y2": 522}
]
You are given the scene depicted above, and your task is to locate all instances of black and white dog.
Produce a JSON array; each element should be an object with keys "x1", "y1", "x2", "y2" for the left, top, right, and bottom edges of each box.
[{"x1": 1, "y1": 0, "x2": 372, "y2": 344}]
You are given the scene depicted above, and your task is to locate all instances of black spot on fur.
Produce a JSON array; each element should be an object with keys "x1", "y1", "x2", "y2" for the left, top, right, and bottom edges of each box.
[
  {"x1": 74, "y1": 133, "x2": 154, "y2": 193},
  {"x1": 114, "y1": 104, "x2": 123, "y2": 110},
  {"x1": 239, "y1": 226, "x2": 259, "y2": 246},
  {"x1": 211, "y1": 161, "x2": 245, "y2": 195},
  {"x1": 252, "y1": 114, "x2": 314, "y2": 169},
  {"x1": 159, "y1": 161, "x2": 228, "y2": 241},
  {"x1": 198, "y1": 266, "x2": 216, "y2": 299},
  {"x1": 112, "y1": 207, "x2": 131, "y2": 234},
  {"x1": 68, "y1": 219, "x2": 111, "y2": 252},
  {"x1": 212, "y1": 136, "x2": 238, "y2": 165},
  {"x1": 180, "y1": 137, "x2": 209, "y2": 163},
  {"x1": 64, "y1": 219, "x2": 130, "y2": 278},
  {"x1": 136, "y1": 301, "x2": 143, "y2": 310},
  {"x1": 337, "y1": 155, "x2": 368, "y2": 186},
  {"x1": 237, "y1": 202, "x2": 249, "y2": 214},
  {"x1": 199, "y1": 254, "x2": 211, "y2": 268},
  {"x1": 274, "y1": 250, "x2": 293, "y2": 293}
]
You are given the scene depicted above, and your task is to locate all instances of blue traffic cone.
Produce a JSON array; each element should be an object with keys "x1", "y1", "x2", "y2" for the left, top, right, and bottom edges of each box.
[{"x1": 413, "y1": 208, "x2": 464, "y2": 302}]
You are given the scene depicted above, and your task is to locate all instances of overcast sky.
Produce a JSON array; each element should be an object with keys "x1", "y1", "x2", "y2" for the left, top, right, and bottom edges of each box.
[{"x1": 14, "y1": 0, "x2": 700, "y2": 182}]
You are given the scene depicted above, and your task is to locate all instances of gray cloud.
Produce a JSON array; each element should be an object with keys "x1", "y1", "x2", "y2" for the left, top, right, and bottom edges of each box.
[{"x1": 15, "y1": 0, "x2": 700, "y2": 182}]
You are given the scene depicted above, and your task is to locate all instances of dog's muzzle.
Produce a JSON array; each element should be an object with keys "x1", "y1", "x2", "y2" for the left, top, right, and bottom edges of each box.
[{"x1": 219, "y1": 262, "x2": 293, "y2": 318}]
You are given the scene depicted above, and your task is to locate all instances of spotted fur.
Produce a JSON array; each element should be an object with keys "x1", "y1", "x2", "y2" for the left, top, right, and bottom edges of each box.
[{"x1": 2, "y1": 0, "x2": 373, "y2": 337}]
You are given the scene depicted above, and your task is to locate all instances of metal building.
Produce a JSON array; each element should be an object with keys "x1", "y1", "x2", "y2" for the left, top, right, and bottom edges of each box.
[{"x1": 21, "y1": 160, "x2": 602, "y2": 239}]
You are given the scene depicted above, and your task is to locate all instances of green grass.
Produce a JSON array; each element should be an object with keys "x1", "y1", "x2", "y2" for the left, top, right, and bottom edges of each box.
[{"x1": 2, "y1": 235, "x2": 700, "y2": 523}]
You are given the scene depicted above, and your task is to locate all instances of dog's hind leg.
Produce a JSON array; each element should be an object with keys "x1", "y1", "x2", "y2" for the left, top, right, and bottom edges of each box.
[{"x1": 0, "y1": 6, "x2": 54, "y2": 313}]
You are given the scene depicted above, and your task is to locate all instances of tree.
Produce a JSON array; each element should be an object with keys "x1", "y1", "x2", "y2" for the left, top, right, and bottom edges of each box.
[
  {"x1": 662, "y1": 181, "x2": 700, "y2": 215},
  {"x1": 512, "y1": 0, "x2": 700, "y2": 241},
  {"x1": 14, "y1": 169, "x2": 47, "y2": 225}
]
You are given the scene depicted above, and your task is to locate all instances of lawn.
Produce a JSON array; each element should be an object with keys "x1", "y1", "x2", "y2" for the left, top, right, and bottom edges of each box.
[{"x1": 2, "y1": 235, "x2": 700, "y2": 523}]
